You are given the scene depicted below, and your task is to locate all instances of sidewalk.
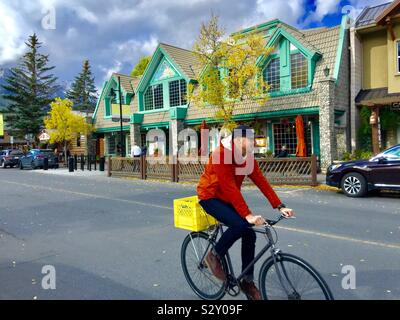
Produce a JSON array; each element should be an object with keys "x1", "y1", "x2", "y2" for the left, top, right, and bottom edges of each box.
[{"x1": 32, "y1": 167, "x2": 107, "y2": 177}]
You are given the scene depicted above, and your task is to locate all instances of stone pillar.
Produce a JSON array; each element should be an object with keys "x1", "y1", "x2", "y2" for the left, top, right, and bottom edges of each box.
[
  {"x1": 130, "y1": 123, "x2": 141, "y2": 151},
  {"x1": 169, "y1": 119, "x2": 184, "y2": 158},
  {"x1": 318, "y1": 78, "x2": 336, "y2": 170}
]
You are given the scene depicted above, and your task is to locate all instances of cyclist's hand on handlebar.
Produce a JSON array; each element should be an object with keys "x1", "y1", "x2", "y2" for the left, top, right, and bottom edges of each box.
[
  {"x1": 279, "y1": 207, "x2": 295, "y2": 218},
  {"x1": 245, "y1": 214, "x2": 266, "y2": 226}
]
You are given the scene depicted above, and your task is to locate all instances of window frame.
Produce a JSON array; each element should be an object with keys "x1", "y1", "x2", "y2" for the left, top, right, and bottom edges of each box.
[
  {"x1": 396, "y1": 40, "x2": 400, "y2": 74},
  {"x1": 263, "y1": 56, "x2": 281, "y2": 93},
  {"x1": 290, "y1": 51, "x2": 309, "y2": 90}
]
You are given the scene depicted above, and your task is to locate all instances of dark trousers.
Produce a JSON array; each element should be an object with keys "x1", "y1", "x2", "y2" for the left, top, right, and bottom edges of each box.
[{"x1": 199, "y1": 198, "x2": 256, "y2": 281}]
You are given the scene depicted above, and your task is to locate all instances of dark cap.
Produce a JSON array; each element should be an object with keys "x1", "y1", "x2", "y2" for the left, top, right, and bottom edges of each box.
[{"x1": 233, "y1": 125, "x2": 253, "y2": 138}]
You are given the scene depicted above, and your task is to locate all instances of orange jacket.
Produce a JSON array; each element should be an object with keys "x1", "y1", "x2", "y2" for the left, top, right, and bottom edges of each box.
[{"x1": 197, "y1": 142, "x2": 282, "y2": 218}]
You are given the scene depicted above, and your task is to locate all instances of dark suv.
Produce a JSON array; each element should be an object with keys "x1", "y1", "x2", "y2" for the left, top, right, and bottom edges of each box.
[
  {"x1": 0, "y1": 149, "x2": 24, "y2": 168},
  {"x1": 326, "y1": 144, "x2": 400, "y2": 197}
]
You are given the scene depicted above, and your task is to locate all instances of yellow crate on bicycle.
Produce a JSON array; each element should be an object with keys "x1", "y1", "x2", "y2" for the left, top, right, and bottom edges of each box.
[{"x1": 174, "y1": 196, "x2": 218, "y2": 232}]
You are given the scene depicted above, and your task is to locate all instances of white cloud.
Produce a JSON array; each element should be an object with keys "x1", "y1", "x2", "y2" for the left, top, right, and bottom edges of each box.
[
  {"x1": 73, "y1": 5, "x2": 98, "y2": 24},
  {"x1": 303, "y1": 0, "x2": 341, "y2": 25},
  {"x1": 66, "y1": 27, "x2": 78, "y2": 39},
  {"x1": 0, "y1": 2, "x2": 29, "y2": 64},
  {"x1": 115, "y1": 35, "x2": 159, "y2": 63},
  {"x1": 246, "y1": 0, "x2": 306, "y2": 27},
  {"x1": 99, "y1": 60, "x2": 122, "y2": 81}
]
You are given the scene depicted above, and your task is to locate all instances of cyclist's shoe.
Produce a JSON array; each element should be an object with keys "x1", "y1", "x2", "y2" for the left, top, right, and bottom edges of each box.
[
  {"x1": 240, "y1": 280, "x2": 262, "y2": 300},
  {"x1": 205, "y1": 251, "x2": 226, "y2": 281}
]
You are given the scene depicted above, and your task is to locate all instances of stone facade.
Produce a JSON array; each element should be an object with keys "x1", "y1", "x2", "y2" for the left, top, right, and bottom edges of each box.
[
  {"x1": 350, "y1": 28, "x2": 363, "y2": 151},
  {"x1": 318, "y1": 78, "x2": 337, "y2": 168}
]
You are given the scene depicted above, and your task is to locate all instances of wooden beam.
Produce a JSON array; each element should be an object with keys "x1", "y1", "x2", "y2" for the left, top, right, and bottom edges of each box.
[
  {"x1": 386, "y1": 17, "x2": 396, "y2": 41},
  {"x1": 370, "y1": 107, "x2": 381, "y2": 155}
]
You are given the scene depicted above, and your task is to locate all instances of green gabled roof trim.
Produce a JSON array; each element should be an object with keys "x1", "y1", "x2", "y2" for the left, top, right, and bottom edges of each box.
[
  {"x1": 105, "y1": 75, "x2": 130, "y2": 101},
  {"x1": 257, "y1": 27, "x2": 321, "y2": 67},
  {"x1": 231, "y1": 19, "x2": 281, "y2": 36},
  {"x1": 94, "y1": 125, "x2": 130, "y2": 133},
  {"x1": 183, "y1": 107, "x2": 319, "y2": 125},
  {"x1": 92, "y1": 80, "x2": 108, "y2": 122},
  {"x1": 135, "y1": 44, "x2": 189, "y2": 94},
  {"x1": 333, "y1": 15, "x2": 349, "y2": 85}
]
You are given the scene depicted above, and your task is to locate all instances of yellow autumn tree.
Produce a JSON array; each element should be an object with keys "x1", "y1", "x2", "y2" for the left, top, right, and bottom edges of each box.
[
  {"x1": 189, "y1": 14, "x2": 273, "y2": 130},
  {"x1": 44, "y1": 98, "x2": 93, "y2": 158}
]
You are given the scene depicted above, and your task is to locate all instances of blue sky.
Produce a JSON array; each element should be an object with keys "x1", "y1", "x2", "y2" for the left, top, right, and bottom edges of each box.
[{"x1": 0, "y1": 0, "x2": 391, "y2": 91}]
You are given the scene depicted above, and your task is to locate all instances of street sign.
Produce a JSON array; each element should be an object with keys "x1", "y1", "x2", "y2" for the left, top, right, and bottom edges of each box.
[
  {"x1": 0, "y1": 114, "x2": 4, "y2": 137},
  {"x1": 39, "y1": 132, "x2": 50, "y2": 141}
]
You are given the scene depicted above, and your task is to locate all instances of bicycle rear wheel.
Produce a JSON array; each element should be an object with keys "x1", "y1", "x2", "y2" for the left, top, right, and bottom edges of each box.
[
  {"x1": 181, "y1": 232, "x2": 227, "y2": 300},
  {"x1": 259, "y1": 253, "x2": 334, "y2": 300}
]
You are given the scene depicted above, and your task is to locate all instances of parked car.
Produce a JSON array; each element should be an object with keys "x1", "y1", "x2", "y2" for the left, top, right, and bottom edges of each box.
[
  {"x1": 0, "y1": 149, "x2": 25, "y2": 168},
  {"x1": 19, "y1": 149, "x2": 59, "y2": 170},
  {"x1": 326, "y1": 144, "x2": 400, "y2": 197}
]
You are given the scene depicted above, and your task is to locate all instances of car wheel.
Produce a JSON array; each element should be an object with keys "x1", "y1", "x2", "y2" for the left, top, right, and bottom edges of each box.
[{"x1": 341, "y1": 172, "x2": 367, "y2": 197}]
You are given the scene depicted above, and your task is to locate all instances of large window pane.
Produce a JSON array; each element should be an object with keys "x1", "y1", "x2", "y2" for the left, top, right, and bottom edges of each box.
[
  {"x1": 263, "y1": 58, "x2": 280, "y2": 92},
  {"x1": 180, "y1": 79, "x2": 187, "y2": 105},
  {"x1": 291, "y1": 53, "x2": 308, "y2": 89},
  {"x1": 169, "y1": 80, "x2": 180, "y2": 107},
  {"x1": 169, "y1": 79, "x2": 187, "y2": 107},
  {"x1": 273, "y1": 120, "x2": 312, "y2": 156},
  {"x1": 144, "y1": 87, "x2": 153, "y2": 111},
  {"x1": 153, "y1": 84, "x2": 164, "y2": 109}
]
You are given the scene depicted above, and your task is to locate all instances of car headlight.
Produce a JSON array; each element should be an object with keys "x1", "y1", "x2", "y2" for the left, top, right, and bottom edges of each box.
[{"x1": 329, "y1": 164, "x2": 342, "y2": 171}]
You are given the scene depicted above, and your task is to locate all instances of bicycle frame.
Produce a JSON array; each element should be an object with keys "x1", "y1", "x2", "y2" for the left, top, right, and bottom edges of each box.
[{"x1": 198, "y1": 221, "x2": 300, "y2": 297}]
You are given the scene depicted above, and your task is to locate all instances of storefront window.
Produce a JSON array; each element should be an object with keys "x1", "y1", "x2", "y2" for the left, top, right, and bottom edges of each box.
[
  {"x1": 107, "y1": 136, "x2": 116, "y2": 155},
  {"x1": 273, "y1": 120, "x2": 312, "y2": 156}
]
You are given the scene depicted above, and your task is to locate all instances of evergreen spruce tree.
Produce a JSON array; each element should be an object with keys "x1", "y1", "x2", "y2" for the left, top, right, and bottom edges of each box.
[
  {"x1": 0, "y1": 34, "x2": 58, "y2": 140},
  {"x1": 66, "y1": 60, "x2": 97, "y2": 112}
]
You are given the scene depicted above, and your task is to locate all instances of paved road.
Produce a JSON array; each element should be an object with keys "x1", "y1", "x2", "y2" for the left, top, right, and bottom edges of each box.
[{"x1": 0, "y1": 168, "x2": 399, "y2": 300}]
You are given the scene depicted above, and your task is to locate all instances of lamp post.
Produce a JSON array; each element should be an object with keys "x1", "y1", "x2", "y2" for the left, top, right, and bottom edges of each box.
[{"x1": 108, "y1": 76, "x2": 124, "y2": 157}]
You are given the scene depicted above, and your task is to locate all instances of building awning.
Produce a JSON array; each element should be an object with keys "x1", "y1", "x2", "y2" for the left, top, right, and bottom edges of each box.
[{"x1": 355, "y1": 87, "x2": 400, "y2": 106}]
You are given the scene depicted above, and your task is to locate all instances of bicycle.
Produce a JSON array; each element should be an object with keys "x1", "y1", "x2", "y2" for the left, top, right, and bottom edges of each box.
[{"x1": 180, "y1": 214, "x2": 334, "y2": 300}]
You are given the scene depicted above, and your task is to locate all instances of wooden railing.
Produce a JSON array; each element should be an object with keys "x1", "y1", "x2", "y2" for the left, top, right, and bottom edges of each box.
[
  {"x1": 109, "y1": 157, "x2": 142, "y2": 178},
  {"x1": 108, "y1": 155, "x2": 318, "y2": 186}
]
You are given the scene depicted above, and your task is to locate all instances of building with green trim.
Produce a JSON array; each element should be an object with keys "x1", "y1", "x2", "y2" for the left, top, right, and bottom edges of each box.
[{"x1": 92, "y1": 17, "x2": 351, "y2": 169}]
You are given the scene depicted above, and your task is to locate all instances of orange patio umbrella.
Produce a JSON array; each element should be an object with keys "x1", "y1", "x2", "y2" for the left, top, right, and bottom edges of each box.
[
  {"x1": 295, "y1": 115, "x2": 307, "y2": 157},
  {"x1": 199, "y1": 120, "x2": 208, "y2": 157}
]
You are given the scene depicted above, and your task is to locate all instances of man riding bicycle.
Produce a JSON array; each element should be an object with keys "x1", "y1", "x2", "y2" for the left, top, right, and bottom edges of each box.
[{"x1": 197, "y1": 125, "x2": 295, "y2": 300}]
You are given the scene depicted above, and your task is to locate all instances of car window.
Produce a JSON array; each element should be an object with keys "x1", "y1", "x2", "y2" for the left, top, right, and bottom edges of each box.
[
  {"x1": 10, "y1": 150, "x2": 24, "y2": 156},
  {"x1": 383, "y1": 146, "x2": 400, "y2": 159}
]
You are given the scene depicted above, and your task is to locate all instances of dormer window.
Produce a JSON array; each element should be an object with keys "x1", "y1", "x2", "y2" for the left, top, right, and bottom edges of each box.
[
  {"x1": 263, "y1": 58, "x2": 280, "y2": 92},
  {"x1": 290, "y1": 52, "x2": 308, "y2": 89}
]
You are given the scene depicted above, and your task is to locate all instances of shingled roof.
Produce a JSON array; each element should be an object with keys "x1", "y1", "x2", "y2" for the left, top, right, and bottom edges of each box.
[
  {"x1": 111, "y1": 73, "x2": 141, "y2": 93},
  {"x1": 159, "y1": 43, "x2": 200, "y2": 79},
  {"x1": 355, "y1": 2, "x2": 392, "y2": 28}
]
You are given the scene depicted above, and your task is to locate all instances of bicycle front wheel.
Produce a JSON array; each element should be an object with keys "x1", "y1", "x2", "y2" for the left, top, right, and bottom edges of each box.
[
  {"x1": 181, "y1": 232, "x2": 227, "y2": 300},
  {"x1": 259, "y1": 253, "x2": 334, "y2": 300}
]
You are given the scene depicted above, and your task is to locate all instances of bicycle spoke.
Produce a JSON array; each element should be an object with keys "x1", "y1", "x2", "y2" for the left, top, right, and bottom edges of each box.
[
  {"x1": 261, "y1": 255, "x2": 330, "y2": 300},
  {"x1": 182, "y1": 233, "x2": 226, "y2": 299}
]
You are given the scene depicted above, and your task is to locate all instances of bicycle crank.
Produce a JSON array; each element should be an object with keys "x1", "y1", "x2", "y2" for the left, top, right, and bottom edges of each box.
[{"x1": 226, "y1": 276, "x2": 240, "y2": 297}]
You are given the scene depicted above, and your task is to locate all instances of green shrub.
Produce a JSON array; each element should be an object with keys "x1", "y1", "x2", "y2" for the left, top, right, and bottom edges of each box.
[{"x1": 341, "y1": 149, "x2": 373, "y2": 161}]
